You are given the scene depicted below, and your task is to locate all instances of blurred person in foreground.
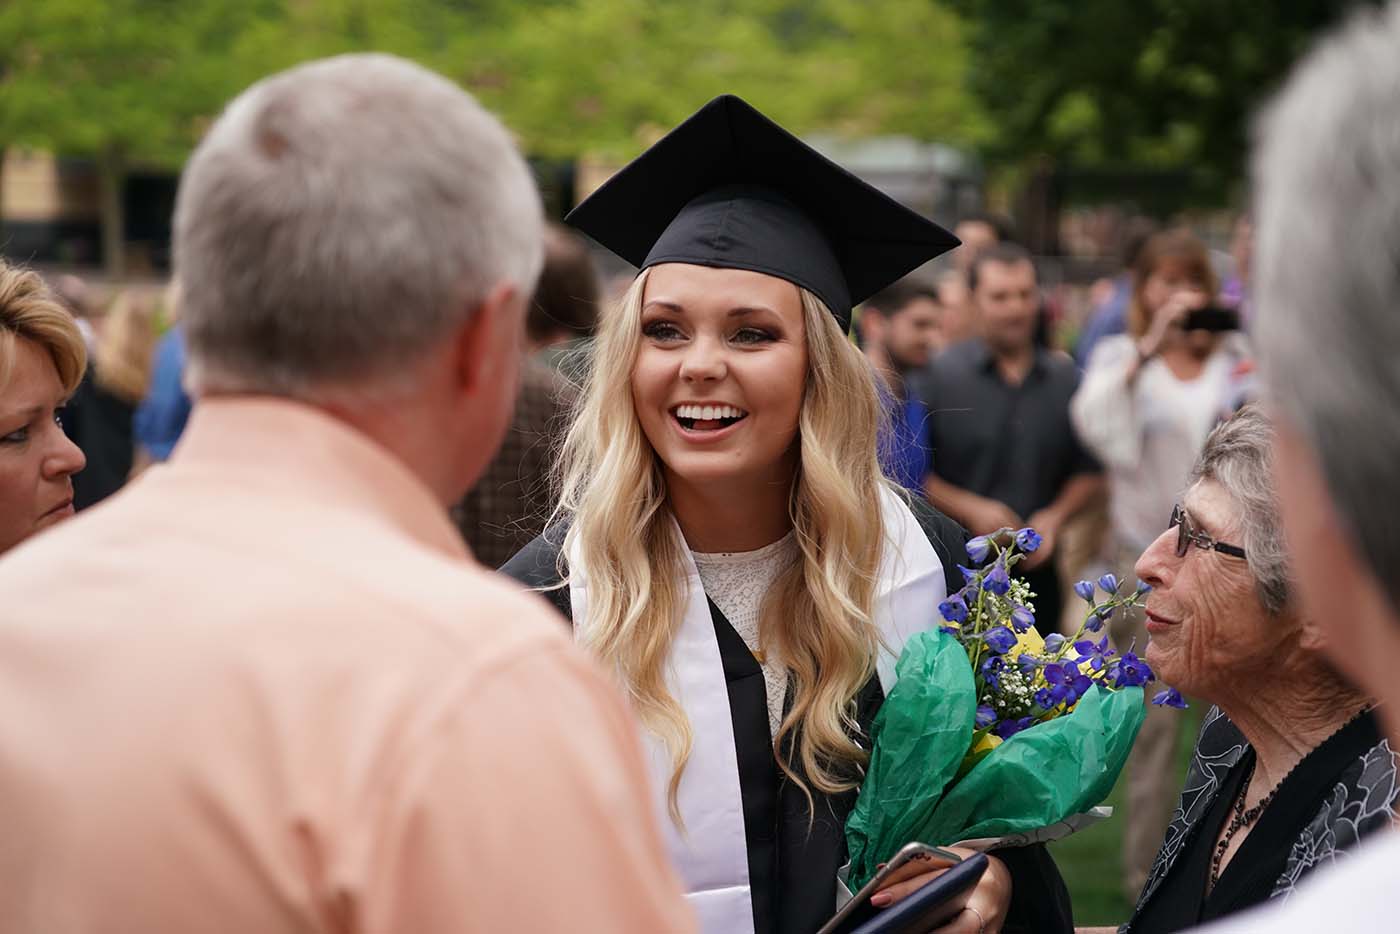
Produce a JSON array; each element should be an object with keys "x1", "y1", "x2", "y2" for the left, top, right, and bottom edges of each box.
[
  {"x1": 857, "y1": 278, "x2": 942, "y2": 493},
  {"x1": 1070, "y1": 228, "x2": 1253, "y2": 899},
  {"x1": 1094, "y1": 407, "x2": 1393, "y2": 934},
  {"x1": 0, "y1": 53, "x2": 691, "y2": 934},
  {"x1": 1197, "y1": 3, "x2": 1400, "y2": 930},
  {"x1": 922, "y1": 243, "x2": 1103, "y2": 637},
  {"x1": 454, "y1": 227, "x2": 592, "y2": 567},
  {"x1": 0, "y1": 260, "x2": 87, "y2": 554}
]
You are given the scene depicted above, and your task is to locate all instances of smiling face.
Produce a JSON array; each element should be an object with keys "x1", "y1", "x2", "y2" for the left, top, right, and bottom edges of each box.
[
  {"x1": 630, "y1": 263, "x2": 808, "y2": 494},
  {"x1": 1133, "y1": 479, "x2": 1294, "y2": 699},
  {"x1": 0, "y1": 337, "x2": 86, "y2": 553}
]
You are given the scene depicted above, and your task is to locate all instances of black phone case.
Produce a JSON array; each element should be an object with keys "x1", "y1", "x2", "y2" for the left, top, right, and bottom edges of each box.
[{"x1": 846, "y1": 852, "x2": 989, "y2": 934}]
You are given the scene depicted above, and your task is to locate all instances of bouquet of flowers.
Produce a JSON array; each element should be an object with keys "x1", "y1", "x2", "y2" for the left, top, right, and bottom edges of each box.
[{"x1": 844, "y1": 527, "x2": 1184, "y2": 890}]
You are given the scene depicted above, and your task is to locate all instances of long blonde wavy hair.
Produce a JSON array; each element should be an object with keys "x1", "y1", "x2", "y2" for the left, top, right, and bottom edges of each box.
[{"x1": 555, "y1": 268, "x2": 893, "y2": 821}]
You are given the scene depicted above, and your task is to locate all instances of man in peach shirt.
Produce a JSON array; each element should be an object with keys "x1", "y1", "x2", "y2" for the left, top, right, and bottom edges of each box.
[{"x1": 0, "y1": 54, "x2": 693, "y2": 934}]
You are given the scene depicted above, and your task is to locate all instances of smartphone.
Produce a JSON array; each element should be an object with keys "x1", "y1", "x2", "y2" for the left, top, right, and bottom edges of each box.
[
  {"x1": 848, "y1": 853, "x2": 989, "y2": 934},
  {"x1": 1182, "y1": 306, "x2": 1241, "y2": 332},
  {"x1": 817, "y1": 842, "x2": 964, "y2": 934}
]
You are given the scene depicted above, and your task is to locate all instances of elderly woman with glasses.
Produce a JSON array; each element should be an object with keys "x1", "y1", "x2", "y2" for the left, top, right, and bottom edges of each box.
[{"x1": 1109, "y1": 405, "x2": 1397, "y2": 933}]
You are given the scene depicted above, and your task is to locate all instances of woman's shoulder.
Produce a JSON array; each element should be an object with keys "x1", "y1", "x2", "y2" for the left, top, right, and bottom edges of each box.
[{"x1": 903, "y1": 494, "x2": 971, "y2": 582}]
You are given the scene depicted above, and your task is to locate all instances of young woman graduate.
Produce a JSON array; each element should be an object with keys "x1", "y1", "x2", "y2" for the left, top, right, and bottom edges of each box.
[{"x1": 502, "y1": 96, "x2": 1072, "y2": 934}]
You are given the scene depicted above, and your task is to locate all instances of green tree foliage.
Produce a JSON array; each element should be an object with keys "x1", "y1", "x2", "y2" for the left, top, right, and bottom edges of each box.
[
  {"x1": 943, "y1": 0, "x2": 1383, "y2": 201},
  {"x1": 0, "y1": 0, "x2": 986, "y2": 271}
]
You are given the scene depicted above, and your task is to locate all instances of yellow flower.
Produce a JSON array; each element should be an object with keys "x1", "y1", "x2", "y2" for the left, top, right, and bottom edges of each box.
[{"x1": 1009, "y1": 626, "x2": 1045, "y2": 659}]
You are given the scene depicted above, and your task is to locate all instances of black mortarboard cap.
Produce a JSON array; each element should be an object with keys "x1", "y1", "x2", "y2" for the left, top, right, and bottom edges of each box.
[{"x1": 565, "y1": 95, "x2": 960, "y2": 332}]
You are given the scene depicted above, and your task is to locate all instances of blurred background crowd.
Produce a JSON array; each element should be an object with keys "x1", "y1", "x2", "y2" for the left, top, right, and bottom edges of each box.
[{"x1": 0, "y1": 0, "x2": 1388, "y2": 926}]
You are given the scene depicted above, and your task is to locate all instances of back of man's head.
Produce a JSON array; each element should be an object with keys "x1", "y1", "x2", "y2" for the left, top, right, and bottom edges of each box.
[
  {"x1": 174, "y1": 53, "x2": 544, "y2": 401},
  {"x1": 527, "y1": 224, "x2": 600, "y2": 347},
  {"x1": 862, "y1": 279, "x2": 940, "y2": 318},
  {"x1": 1253, "y1": 1, "x2": 1400, "y2": 612}
]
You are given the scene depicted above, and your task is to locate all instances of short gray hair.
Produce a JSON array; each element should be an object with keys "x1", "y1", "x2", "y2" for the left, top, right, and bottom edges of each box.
[
  {"x1": 175, "y1": 53, "x2": 544, "y2": 398},
  {"x1": 1188, "y1": 406, "x2": 1290, "y2": 615},
  {"x1": 1251, "y1": 2, "x2": 1400, "y2": 614}
]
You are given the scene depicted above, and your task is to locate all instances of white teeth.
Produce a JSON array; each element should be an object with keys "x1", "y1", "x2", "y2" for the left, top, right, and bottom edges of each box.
[{"x1": 674, "y1": 404, "x2": 747, "y2": 420}]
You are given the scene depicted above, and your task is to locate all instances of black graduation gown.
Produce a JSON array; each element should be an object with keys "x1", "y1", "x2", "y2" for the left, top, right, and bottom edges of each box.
[{"x1": 500, "y1": 499, "x2": 1072, "y2": 934}]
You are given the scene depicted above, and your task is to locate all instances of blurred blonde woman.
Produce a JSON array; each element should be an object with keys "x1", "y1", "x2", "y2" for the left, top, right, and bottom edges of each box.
[
  {"x1": 0, "y1": 259, "x2": 87, "y2": 553},
  {"x1": 503, "y1": 96, "x2": 1073, "y2": 934}
]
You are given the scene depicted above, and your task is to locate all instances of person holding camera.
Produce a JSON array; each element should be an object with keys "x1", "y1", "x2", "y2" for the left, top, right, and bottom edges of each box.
[{"x1": 1070, "y1": 227, "x2": 1254, "y2": 902}]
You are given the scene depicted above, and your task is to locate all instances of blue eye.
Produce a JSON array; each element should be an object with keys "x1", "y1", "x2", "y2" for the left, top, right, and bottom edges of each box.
[
  {"x1": 733, "y1": 328, "x2": 775, "y2": 345},
  {"x1": 643, "y1": 321, "x2": 685, "y2": 342}
]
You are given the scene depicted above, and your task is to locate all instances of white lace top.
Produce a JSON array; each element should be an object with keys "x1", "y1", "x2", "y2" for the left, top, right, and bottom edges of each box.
[{"x1": 692, "y1": 533, "x2": 798, "y2": 739}]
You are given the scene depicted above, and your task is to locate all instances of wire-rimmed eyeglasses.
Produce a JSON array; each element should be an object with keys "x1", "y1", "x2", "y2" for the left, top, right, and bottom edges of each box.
[{"x1": 1169, "y1": 504, "x2": 1246, "y2": 559}]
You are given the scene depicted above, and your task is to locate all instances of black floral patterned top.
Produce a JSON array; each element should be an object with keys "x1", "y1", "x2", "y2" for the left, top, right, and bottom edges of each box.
[{"x1": 1121, "y1": 706, "x2": 1397, "y2": 933}]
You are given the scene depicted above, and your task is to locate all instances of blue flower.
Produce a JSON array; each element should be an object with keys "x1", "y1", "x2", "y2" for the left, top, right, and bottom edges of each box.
[
  {"x1": 975, "y1": 705, "x2": 997, "y2": 729},
  {"x1": 939, "y1": 594, "x2": 969, "y2": 624},
  {"x1": 1043, "y1": 632, "x2": 1067, "y2": 654},
  {"x1": 994, "y1": 716, "x2": 1035, "y2": 740},
  {"x1": 984, "y1": 561, "x2": 1011, "y2": 596},
  {"x1": 1015, "y1": 527, "x2": 1043, "y2": 553},
  {"x1": 1045, "y1": 661, "x2": 1092, "y2": 706},
  {"x1": 983, "y1": 626, "x2": 1017, "y2": 655},
  {"x1": 1098, "y1": 573, "x2": 1120, "y2": 594},
  {"x1": 1096, "y1": 606, "x2": 1116, "y2": 622},
  {"x1": 1152, "y1": 687, "x2": 1188, "y2": 709},
  {"x1": 1136, "y1": 579, "x2": 1152, "y2": 595},
  {"x1": 1011, "y1": 604, "x2": 1036, "y2": 632},
  {"x1": 1017, "y1": 654, "x2": 1040, "y2": 675},
  {"x1": 966, "y1": 536, "x2": 992, "y2": 563},
  {"x1": 1083, "y1": 612, "x2": 1105, "y2": 633},
  {"x1": 1074, "y1": 637, "x2": 1110, "y2": 671},
  {"x1": 1074, "y1": 580, "x2": 1096, "y2": 602},
  {"x1": 939, "y1": 626, "x2": 960, "y2": 637},
  {"x1": 1034, "y1": 688, "x2": 1057, "y2": 710},
  {"x1": 958, "y1": 565, "x2": 979, "y2": 587},
  {"x1": 1114, "y1": 651, "x2": 1154, "y2": 688}
]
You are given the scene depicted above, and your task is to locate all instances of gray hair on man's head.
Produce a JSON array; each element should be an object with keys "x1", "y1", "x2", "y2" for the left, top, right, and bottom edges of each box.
[
  {"x1": 174, "y1": 53, "x2": 544, "y2": 400},
  {"x1": 1188, "y1": 405, "x2": 1290, "y2": 615},
  {"x1": 1251, "y1": 1, "x2": 1400, "y2": 614}
]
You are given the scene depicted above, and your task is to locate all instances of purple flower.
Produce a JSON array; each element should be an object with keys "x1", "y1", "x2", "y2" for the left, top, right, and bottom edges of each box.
[
  {"x1": 1074, "y1": 637, "x2": 1110, "y2": 671},
  {"x1": 994, "y1": 716, "x2": 1034, "y2": 739},
  {"x1": 1096, "y1": 605, "x2": 1116, "y2": 622},
  {"x1": 975, "y1": 705, "x2": 997, "y2": 729},
  {"x1": 1083, "y1": 612, "x2": 1105, "y2": 633},
  {"x1": 1034, "y1": 687, "x2": 1058, "y2": 710},
  {"x1": 939, "y1": 626, "x2": 960, "y2": 637},
  {"x1": 958, "y1": 565, "x2": 979, "y2": 587},
  {"x1": 1043, "y1": 632, "x2": 1067, "y2": 654},
  {"x1": 966, "y1": 536, "x2": 992, "y2": 563},
  {"x1": 1153, "y1": 687, "x2": 1189, "y2": 709},
  {"x1": 1011, "y1": 604, "x2": 1036, "y2": 632},
  {"x1": 1098, "y1": 573, "x2": 1120, "y2": 594},
  {"x1": 983, "y1": 626, "x2": 1017, "y2": 655},
  {"x1": 1074, "y1": 580, "x2": 1096, "y2": 602},
  {"x1": 984, "y1": 561, "x2": 1011, "y2": 596},
  {"x1": 1015, "y1": 527, "x2": 1043, "y2": 553},
  {"x1": 939, "y1": 594, "x2": 969, "y2": 624},
  {"x1": 1045, "y1": 661, "x2": 1093, "y2": 706},
  {"x1": 1114, "y1": 651, "x2": 1154, "y2": 688},
  {"x1": 1017, "y1": 654, "x2": 1040, "y2": 675},
  {"x1": 1136, "y1": 579, "x2": 1152, "y2": 595}
]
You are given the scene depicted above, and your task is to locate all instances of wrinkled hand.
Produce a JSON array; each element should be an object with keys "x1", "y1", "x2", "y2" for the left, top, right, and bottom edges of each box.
[
  {"x1": 965, "y1": 498, "x2": 1023, "y2": 539},
  {"x1": 871, "y1": 847, "x2": 1011, "y2": 934},
  {"x1": 1137, "y1": 288, "x2": 1209, "y2": 360}
]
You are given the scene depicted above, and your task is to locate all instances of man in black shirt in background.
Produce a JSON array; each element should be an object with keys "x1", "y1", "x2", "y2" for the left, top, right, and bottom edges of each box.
[{"x1": 917, "y1": 243, "x2": 1103, "y2": 635}]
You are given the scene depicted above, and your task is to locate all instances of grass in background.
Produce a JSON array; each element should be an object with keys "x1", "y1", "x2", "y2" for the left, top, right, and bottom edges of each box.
[{"x1": 1050, "y1": 704, "x2": 1203, "y2": 927}]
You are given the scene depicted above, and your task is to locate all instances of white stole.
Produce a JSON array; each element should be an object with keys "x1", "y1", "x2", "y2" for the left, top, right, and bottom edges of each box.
[{"x1": 567, "y1": 486, "x2": 947, "y2": 934}]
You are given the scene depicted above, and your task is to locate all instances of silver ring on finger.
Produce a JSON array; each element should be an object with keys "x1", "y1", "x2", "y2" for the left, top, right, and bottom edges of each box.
[{"x1": 963, "y1": 905, "x2": 986, "y2": 934}]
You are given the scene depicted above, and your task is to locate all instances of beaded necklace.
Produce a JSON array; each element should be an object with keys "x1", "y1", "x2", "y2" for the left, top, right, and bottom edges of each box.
[{"x1": 1209, "y1": 757, "x2": 1278, "y2": 892}]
